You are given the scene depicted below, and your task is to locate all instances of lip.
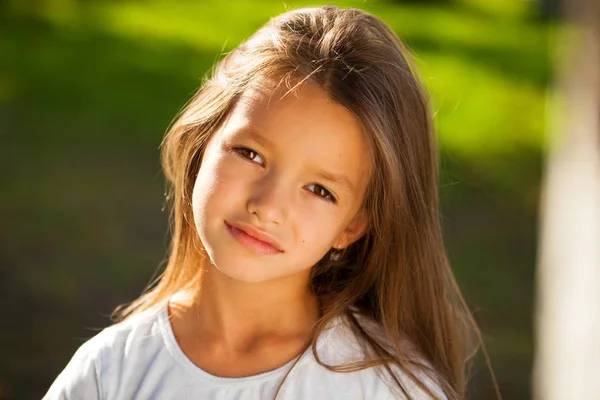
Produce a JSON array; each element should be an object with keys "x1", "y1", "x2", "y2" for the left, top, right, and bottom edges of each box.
[{"x1": 225, "y1": 220, "x2": 284, "y2": 255}]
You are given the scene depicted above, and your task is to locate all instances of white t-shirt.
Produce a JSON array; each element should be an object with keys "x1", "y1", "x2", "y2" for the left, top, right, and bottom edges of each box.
[{"x1": 43, "y1": 302, "x2": 446, "y2": 400}]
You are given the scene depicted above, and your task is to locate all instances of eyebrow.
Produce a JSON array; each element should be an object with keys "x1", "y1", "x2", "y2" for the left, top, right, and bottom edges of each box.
[
  {"x1": 238, "y1": 126, "x2": 356, "y2": 195},
  {"x1": 316, "y1": 170, "x2": 355, "y2": 195},
  {"x1": 238, "y1": 126, "x2": 275, "y2": 149}
]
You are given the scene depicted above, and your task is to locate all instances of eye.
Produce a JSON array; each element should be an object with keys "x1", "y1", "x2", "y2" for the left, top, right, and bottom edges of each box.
[
  {"x1": 233, "y1": 146, "x2": 264, "y2": 166},
  {"x1": 306, "y1": 183, "x2": 337, "y2": 203}
]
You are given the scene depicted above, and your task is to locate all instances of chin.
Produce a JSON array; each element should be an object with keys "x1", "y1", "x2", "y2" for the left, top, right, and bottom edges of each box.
[
  {"x1": 199, "y1": 226, "x2": 321, "y2": 285},
  {"x1": 210, "y1": 257, "x2": 287, "y2": 284},
  {"x1": 206, "y1": 246, "x2": 318, "y2": 285}
]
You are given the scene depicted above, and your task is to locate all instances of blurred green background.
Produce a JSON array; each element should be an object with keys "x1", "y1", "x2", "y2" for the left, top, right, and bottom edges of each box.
[{"x1": 0, "y1": 0, "x2": 553, "y2": 398}]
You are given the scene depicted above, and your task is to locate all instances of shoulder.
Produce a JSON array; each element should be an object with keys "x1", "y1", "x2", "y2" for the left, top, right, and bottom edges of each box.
[
  {"x1": 43, "y1": 304, "x2": 165, "y2": 400},
  {"x1": 304, "y1": 311, "x2": 448, "y2": 400}
]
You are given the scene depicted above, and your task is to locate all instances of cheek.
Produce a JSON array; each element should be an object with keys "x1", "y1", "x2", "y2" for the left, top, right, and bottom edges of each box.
[
  {"x1": 192, "y1": 153, "x2": 249, "y2": 219},
  {"x1": 294, "y1": 211, "x2": 343, "y2": 254}
]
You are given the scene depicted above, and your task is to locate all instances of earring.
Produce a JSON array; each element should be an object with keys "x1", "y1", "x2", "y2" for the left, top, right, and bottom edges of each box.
[{"x1": 330, "y1": 243, "x2": 343, "y2": 261}]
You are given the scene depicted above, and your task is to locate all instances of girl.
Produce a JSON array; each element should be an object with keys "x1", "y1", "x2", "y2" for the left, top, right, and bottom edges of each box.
[{"x1": 44, "y1": 5, "x2": 497, "y2": 400}]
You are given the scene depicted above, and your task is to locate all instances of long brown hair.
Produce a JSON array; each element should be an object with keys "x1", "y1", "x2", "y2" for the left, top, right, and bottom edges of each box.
[{"x1": 113, "y1": 6, "x2": 498, "y2": 399}]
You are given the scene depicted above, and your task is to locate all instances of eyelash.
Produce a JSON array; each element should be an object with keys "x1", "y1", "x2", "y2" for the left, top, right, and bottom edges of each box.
[
  {"x1": 231, "y1": 146, "x2": 337, "y2": 204},
  {"x1": 233, "y1": 146, "x2": 264, "y2": 165}
]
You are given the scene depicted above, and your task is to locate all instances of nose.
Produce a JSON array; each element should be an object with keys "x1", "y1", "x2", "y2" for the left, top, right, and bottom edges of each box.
[{"x1": 246, "y1": 172, "x2": 290, "y2": 225}]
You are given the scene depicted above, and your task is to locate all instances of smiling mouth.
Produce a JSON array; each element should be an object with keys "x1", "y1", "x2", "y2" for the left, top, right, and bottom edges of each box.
[{"x1": 225, "y1": 222, "x2": 283, "y2": 255}]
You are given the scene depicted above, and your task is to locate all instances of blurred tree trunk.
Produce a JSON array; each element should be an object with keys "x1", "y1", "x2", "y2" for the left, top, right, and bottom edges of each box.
[{"x1": 534, "y1": 0, "x2": 600, "y2": 399}]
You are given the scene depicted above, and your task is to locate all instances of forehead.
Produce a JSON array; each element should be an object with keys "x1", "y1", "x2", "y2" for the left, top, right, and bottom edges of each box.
[
  {"x1": 231, "y1": 78, "x2": 370, "y2": 152},
  {"x1": 223, "y1": 78, "x2": 372, "y2": 198}
]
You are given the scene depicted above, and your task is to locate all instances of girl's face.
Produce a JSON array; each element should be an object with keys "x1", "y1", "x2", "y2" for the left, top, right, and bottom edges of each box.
[{"x1": 192, "y1": 79, "x2": 371, "y2": 284}]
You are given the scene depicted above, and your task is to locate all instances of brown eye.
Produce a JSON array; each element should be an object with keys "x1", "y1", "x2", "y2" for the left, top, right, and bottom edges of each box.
[
  {"x1": 306, "y1": 184, "x2": 336, "y2": 203},
  {"x1": 234, "y1": 146, "x2": 264, "y2": 165}
]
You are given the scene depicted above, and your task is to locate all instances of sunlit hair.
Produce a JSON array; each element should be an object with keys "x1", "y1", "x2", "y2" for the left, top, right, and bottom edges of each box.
[{"x1": 113, "y1": 5, "x2": 498, "y2": 399}]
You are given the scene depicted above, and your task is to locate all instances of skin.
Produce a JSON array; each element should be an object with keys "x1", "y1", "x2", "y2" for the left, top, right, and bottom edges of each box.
[{"x1": 169, "y1": 79, "x2": 372, "y2": 378}]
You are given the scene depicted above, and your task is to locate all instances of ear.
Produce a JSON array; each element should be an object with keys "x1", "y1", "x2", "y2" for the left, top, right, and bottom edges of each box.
[{"x1": 334, "y1": 208, "x2": 369, "y2": 249}]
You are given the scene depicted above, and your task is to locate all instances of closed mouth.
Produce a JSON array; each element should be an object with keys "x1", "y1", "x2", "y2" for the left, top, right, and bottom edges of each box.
[{"x1": 225, "y1": 221, "x2": 284, "y2": 253}]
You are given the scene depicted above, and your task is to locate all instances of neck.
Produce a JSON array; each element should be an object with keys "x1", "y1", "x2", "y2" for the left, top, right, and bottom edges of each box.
[{"x1": 176, "y1": 263, "x2": 320, "y2": 351}]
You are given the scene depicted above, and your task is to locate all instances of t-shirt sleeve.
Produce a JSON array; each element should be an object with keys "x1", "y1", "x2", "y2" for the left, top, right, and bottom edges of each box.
[{"x1": 42, "y1": 338, "x2": 103, "y2": 400}]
